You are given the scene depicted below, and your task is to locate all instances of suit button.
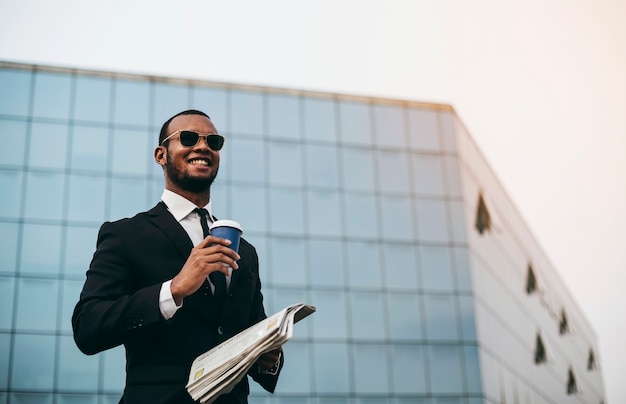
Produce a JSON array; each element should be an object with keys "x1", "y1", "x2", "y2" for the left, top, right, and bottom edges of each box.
[{"x1": 217, "y1": 326, "x2": 224, "y2": 335}]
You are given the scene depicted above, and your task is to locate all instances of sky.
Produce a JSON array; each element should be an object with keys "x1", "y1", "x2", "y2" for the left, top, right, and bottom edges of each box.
[{"x1": 1, "y1": 0, "x2": 625, "y2": 401}]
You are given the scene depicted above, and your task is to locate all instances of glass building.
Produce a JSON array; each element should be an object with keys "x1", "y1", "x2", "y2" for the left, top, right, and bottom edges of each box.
[{"x1": 0, "y1": 61, "x2": 605, "y2": 403}]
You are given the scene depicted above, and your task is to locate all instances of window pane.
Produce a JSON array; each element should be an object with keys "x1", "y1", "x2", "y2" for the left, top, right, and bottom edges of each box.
[
  {"x1": 0, "y1": 69, "x2": 31, "y2": 116},
  {"x1": 269, "y1": 236, "x2": 306, "y2": 286},
  {"x1": 192, "y1": 88, "x2": 227, "y2": 129},
  {"x1": 383, "y1": 243, "x2": 418, "y2": 290},
  {"x1": 464, "y1": 345, "x2": 482, "y2": 393},
  {"x1": 307, "y1": 190, "x2": 341, "y2": 237},
  {"x1": 345, "y1": 241, "x2": 382, "y2": 289},
  {"x1": 0, "y1": 333, "x2": 9, "y2": 388},
  {"x1": 353, "y1": 343, "x2": 389, "y2": 393},
  {"x1": 305, "y1": 144, "x2": 339, "y2": 189},
  {"x1": 102, "y1": 346, "x2": 125, "y2": 392},
  {"x1": 275, "y1": 342, "x2": 311, "y2": 393},
  {"x1": 268, "y1": 94, "x2": 300, "y2": 140},
  {"x1": 74, "y1": 76, "x2": 111, "y2": 123},
  {"x1": 303, "y1": 97, "x2": 337, "y2": 143},
  {"x1": 377, "y1": 150, "x2": 410, "y2": 194},
  {"x1": 230, "y1": 90, "x2": 264, "y2": 136},
  {"x1": 230, "y1": 137, "x2": 265, "y2": 184},
  {"x1": 64, "y1": 226, "x2": 98, "y2": 277},
  {"x1": 350, "y1": 291, "x2": 385, "y2": 340},
  {"x1": 428, "y1": 345, "x2": 464, "y2": 394},
  {"x1": 15, "y1": 278, "x2": 59, "y2": 331},
  {"x1": 60, "y1": 280, "x2": 86, "y2": 333},
  {"x1": 0, "y1": 170, "x2": 23, "y2": 218},
  {"x1": 311, "y1": 289, "x2": 347, "y2": 338},
  {"x1": 71, "y1": 125, "x2": 109, "y2": 173},
  {"x1": 0, "y1": 277, "x2": 15, "y2": 328},
  {"x1": 309, "y1": 239, "x2": 344, "y2": 288},
  {"x1": 343, "y1": 192, "x2": 378, "y2": 239},
  {"x1": 407, "y1": 108, "x2": 440, "y2": 152},
  {"x1": 231, "y1": 185, "x2": 266, "y2": 233},
  {"x1": 11, "y1": 334, "x2": 56, "y2": 390},
  {"x1": 415, "y1": 198, "x2": 449, "y2": 243},
  {"x1": 113, "y1": 79, "x2": 150, "y2": 127},
  {"x1": 109, "y1": 177, "x2": 148, "y2": 221},
  {"x1": 111, "y1": 128, "x2": 150, "y2": 176},
  {"x1": 373, "y1": 104, "x2": 406, "y2": 149},
  {"x1": 29, "y1": 122, "x2": 69, "y2": 170},
  {"x1": 338, "y1": 101, "x2": 371, "y2": 146},
  {"x1": 387, "y1": 292, "x2": 423, "y2": 341},
  {"x1": 412, "y1": 154, "x2": 445, "y2": 197},
  {"x1": 0, "y1": 119, "x2": 28, "y2": 166},
  {"x1": 32, "y1": 72, "x2": 72, "y2": 120},
  {"x1": 67, "y1": 174, "x2": 106, "y2": 222},
  {"x1": 439, "y1": 111, "x2": 457, "y2": 152},
  {"x1": 453, "y1": 247, "x2": 472, "y2": 292},
  {"x1": 379, "y1": 195, "x2": 415, "y2": 241},
  {"x1": 153, "y1": 83, "x2": 189, "y2": 127},
  {"x1": 419, "y1": 246, "x2": 454, "y2": 292},
  {"x1": 444, "y1": 156, "x2": 462, "y2": 197},
  {"x1": 390, "y1": 344, "x2": 427, "y2": 393},
  {"x1": 24, "y1": 172, "x2": 65, "y2": 220},
  {"x1": 340, "y1": 147, "x2": 375, "y2": 192},
  {"x1": 20, "y1": 223, "x2": 62, "y2": 275},
  {"x1": 458, "y1": 296, "x2": 477, "y2": 342},
  {"x1": 269, "y1": 188, "x2": 304, "y2": 235},
  {"x1": 0, "y1": 222, "x2": 19, "y2": 273},
  {"x1": 268, "y1": 142, "x2": 303, "y2": 187},
  {"x1": 58, "y1": 335, "x2": 99, "y2": 391},
  {"x1": 423, "y1": 294, "x2": 459, "y2": 341},
  {"x1": 313, "y1": 342, "x2": 350, "y2": 393}
]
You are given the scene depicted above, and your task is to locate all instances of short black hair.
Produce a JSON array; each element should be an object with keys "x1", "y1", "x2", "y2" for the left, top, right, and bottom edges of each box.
[{"x1": 158, "y1": 110, "x2": 211, "y2": 145}]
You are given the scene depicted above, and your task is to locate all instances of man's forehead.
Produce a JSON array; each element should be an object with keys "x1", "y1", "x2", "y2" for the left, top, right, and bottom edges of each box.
[{"x1": 169, "y1": 114, "x2": 217, "y2": 132}]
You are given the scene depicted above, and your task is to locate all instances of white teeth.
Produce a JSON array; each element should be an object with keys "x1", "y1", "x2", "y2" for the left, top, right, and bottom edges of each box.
[{"x1": 190, "y1": 159, "x2": 209, "y2": 166}]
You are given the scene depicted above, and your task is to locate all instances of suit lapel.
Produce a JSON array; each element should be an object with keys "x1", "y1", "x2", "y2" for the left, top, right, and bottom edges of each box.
[{"x1": 148, "y1": 201, "x2": 193, "y2": 259}]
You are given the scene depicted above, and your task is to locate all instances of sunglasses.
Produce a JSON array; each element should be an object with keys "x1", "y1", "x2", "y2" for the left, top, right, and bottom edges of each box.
[{"x1": 161, "y1": 130, "x2": 225, "y2": 151}]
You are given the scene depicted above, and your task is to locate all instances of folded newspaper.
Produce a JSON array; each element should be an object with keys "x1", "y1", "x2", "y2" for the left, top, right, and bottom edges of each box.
[{"x1": 186, "y1": 303, "x2": 316, "y2": 403}]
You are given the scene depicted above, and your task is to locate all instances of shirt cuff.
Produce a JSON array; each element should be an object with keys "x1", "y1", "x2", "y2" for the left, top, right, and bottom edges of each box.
[{"x1": 159, "y1": 279, "x2": 182, "y2": 320}]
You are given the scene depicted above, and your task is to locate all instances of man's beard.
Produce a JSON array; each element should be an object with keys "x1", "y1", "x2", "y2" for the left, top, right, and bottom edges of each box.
[{"x1": 165, "y1": 153, "x2": 218, "y2": 193}]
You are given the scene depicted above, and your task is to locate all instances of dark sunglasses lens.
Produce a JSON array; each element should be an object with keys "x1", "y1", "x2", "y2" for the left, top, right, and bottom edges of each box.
[
  {"x1": 179, "y1": 131, "x2": 200, "y2": 146},
  {"x1": 206, "y1": 135, "x2": 225, "y2": 151}
]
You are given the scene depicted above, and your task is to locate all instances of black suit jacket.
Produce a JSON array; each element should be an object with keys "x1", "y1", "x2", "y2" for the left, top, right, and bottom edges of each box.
[{"x1": 72, "y1": 202, "x2": 281, "y2": 403}]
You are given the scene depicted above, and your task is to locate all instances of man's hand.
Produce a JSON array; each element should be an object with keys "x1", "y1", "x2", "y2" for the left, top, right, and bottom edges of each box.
[
  {"x1": 170, "y1": 235, "x2": 240, "y2": 305},
  {"x1": 255, "y1": 347, "x2": 283, "y2": 375}
]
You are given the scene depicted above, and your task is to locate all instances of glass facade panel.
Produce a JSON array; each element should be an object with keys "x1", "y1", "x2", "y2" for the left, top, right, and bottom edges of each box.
[
  {"x1": 415, "y1": 199, "x2": 449, "y2": 243},
  {"x1": 302, "y1": 97, "x2": 337, "y2": 143},
  {"x1": 269, "y1": 188, "x2": 304, "y2": 235},
  {"x1": 269, "y1": 236, "x2": 306, "y2": 286},
  {"x1": 153, "y1": 83, "x2": 190, "y2": 127},
  {"x1": 343, "y1": 192, "x2": 378, "y2": 239},
  {"x1": 113, "y1": 80, "x2": 150, "y2": 127},
  {"x1": 0, "y1": 277, "x2": 15, "y2": 328},
  {"x1": 15, "y1": 278, "x2": 59, "y2": 331},
  {"x1": 11, "y1": 334, "x2": 56, "y2": 390},
  {"x1": 268, "y1": 94, "x2": 301, "y2": 140},
  {"x1": 419, "y1": 246, "x2": 455, "y2": 292},
  {"x1": 67, "y1": 174, "x2": 107, "y2": 223},
  {"x1": 57, "y1": 335, "x2": 99, "y2": 391},
  {"x1": 311, "y1": 289, "x2": 347, "y2": 339},
  {"x1": 64, "y1": 226, "x2": 99, "y2": 277},
  {"x1": 390, "y1": 344, "x2": 427, "y2": 393},
  {"x1": 0, "y1": 333, "x2": 9, "y2": 388},
  {"x1": 0, "y1": 69, "x2": 31, "y2": 116},
  {"x1": 111, "y1": 128, "x2": 151, "y2": 176},
  {"x1": 387, "y1": 292, "x2": 423, "y2": 341},
  {"x1": 341, "y1": 147, "x2": 376, "y2": 193},
  {"x1": 20, "y1": 223, "x2": 62, "y2": 275},
  {"x1": 192, "y1": 87, "x2": 227, "y2": 129},
  {"x1": 23, "y1": 172, "x2": 65, "y2": 220},
  {"x1": 109, "y1": 177, "x2": 148, "y2": 220},
  {"x1": 428, "y1": 345, "x2": 464, "y2": 394},
  {"x1": 70, "y1": 125, "x2": 109, "y2": 173},
  {"x1": 345, "y1": 241, "x2": 382, "y2": 289},
  {"x1": 373, "y1": 104, "x2": 406, "y2": 149},
  {"x1": 305, "y1": 144, "x2": 339, "y2": 189},
  {"x1": 306, "y1": 190, "x2": 342, "y2": 236},
  {"x1": 309, "y1": 239, "x2": 344, "y2": 288},
  {"x1": 0, "y1": 169, "x2": 23, "y2": 218},
  {"x1": 73, "y1": 75, "x2": 111, "y2": 123},
  {"x1": 32, "y1": 72, "x2": 72, "y2": 120},
  {"x1": 379, "y1": 195, "x2": 415, "y2": 241},
  {"x1": 313, "y1": 342, "x2": 350, "y2": 393},
  {"x1": 407, "y1": 108, "x2": 440, "y2": 152},
  {"x1": 230, "y1": 90, "x2": 264, "y2": 136},
  {"x1": 382, "y1": 242, "x2": 419, "y2": 290},
  {"x1": 102, "y1": 347, "x2": 125, "y2": 393},
  {"x1": 0, "y1": 119, "x2": 28, "y2": 167},
  {"x1": 0, "y1": 222, "x2": 19, "y2": 273},
  {"x1": 377, "y1": 150, "x2": 411, "y2": 194},
  {"x1": 231, "y1": 185, "x2": 267, "y2": 232},
  {"x1": 230, "y1": 137, "x2": 265, "y2": 184},
  {"x1": 423, "y1": 294, "x2": 459, "y2": 341},
  {"x1": 269, "y1": 141, "x2": 303, "y2": 187},
  {"x1": 338, "y1": 101, "x2": 371, "y2": 146},
  {"x1": 412, "y1": 154, "x2": 445, "y2": 197},
  {"x1": 353, "y1": 343, "x2": 389, "y2": 393},
  {"x1": 29, "y1": 122, "x2": 69, "y2": 170},
  {"x1": 350, "y1": 291, "x2": 386, "y2": 340},
  {"x1": 276, "y1": 342, "x2": 311, "y2": 393}
]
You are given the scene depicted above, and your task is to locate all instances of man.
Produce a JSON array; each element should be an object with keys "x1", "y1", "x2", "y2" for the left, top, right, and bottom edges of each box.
[{"x1": 72, "y1": 110, "x2": 283, "y2": 403}]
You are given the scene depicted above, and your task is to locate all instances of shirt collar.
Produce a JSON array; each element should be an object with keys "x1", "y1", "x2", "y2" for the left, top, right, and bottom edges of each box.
[{"x1": 161, "y1": 189, "x2": 212, "y2": 222}]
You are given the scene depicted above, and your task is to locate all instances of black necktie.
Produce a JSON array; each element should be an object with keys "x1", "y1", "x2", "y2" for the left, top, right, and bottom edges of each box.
[{"x1": 194, "y1": 208, "x2": 227, "y2": 306}]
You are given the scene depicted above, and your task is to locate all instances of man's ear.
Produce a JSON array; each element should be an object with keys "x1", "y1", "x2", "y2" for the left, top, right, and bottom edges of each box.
[{"x1": 154, "y1": 146, "x2": 167, "y2": 166}]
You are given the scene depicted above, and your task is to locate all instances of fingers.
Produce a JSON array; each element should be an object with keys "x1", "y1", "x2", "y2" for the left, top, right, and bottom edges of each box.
[{"x1": 197, "y1": 234, "x2": 232, "y2": 249}]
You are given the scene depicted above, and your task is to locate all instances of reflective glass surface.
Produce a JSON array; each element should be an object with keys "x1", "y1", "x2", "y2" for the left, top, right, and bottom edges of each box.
[
  {"x1": 338, "y1": 101, "x2": 372, "y2": 146},
  {"x1": 340, "y1": 147, "x2": 376, "y2": 193},
  {"x1": 0, "y1": 119, "x2": 28, "y2": 167},
  {"x1": 230, "y1": 90, "x2": 264, "y2": 136},
  {"x1": 377, "y1": 150, "x2": 411, "y2": 194},
  {"x1": 313, "y1": 342, "x2": 350, "y2": 393},
  {"x1": 373, "y1": 104, "x2": 406, "y2": 149},
  {"x1": 0, "y1": 222, "x2": 19, "y2": 273},
  {"x1": 269, "y1": 141, "x2": 303, "y2": 187},
  {"x1": 305, "y1": 144, "x2": 339, "y2": 189},
  {"x1": 11, "y1": 334, "x2": 56, "y2": 390},
  {"x1": 32, "y1": 72, "x2": 72, "y2": 120},
  {"x1": 230, "y1": 137, "x2": 265, "y2": 184},
  {"x1": 0, "y1": 69, "x2": 31, "y2": 116},
  {"x1": 113, "y1": 80, "x2": 150, "y2": 126},
  {"x1": 268, "y1": 94, "x2": 301, "y2": 140},
  {"x1": 73, "y1": 76, "x2": 111, "y2": 123},
  {"x1": 20, "y1": 224, "x2": 62, "y2": 275},
  {"x1": 153, "y1": 83, "x2": 190, "y2": 127},
  {"x1": 192, "y1": 87, "x2": 227, "y2": 129},
  {"x1": 303, "y1": 98, "x2": 337, "y2": 143},
  {"x1": 70, "y1": 125, "x2": 109, "y2": 173},
  {"x1": 0, "y1": 169, "x2": 23, "y2": 218}
]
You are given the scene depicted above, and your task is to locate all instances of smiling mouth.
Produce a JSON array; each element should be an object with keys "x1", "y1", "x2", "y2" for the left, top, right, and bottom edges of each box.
[{"x1": 189, "y1": 158, "x2": 210, "y2": 166}]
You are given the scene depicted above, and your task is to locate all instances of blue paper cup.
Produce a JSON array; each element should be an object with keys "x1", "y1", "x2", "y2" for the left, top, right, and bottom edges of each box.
[{"x1": 209, "y1": 220, "x2": 243, "y2": 253}]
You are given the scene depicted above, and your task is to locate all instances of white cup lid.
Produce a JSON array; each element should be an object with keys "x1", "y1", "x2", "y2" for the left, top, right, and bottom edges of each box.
[{"x1": 210, "y1": 219, "x2": 243, "y2": 233}]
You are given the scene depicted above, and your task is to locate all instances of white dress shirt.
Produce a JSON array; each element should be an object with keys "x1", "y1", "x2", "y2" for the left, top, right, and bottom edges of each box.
[{"x1": 158, "y1": 189, "x2": 232, "y2": 319}]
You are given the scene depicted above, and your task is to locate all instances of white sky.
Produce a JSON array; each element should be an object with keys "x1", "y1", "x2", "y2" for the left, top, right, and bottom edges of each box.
[{"x1": 2, "y1": 0, "x2": 625, "y2": 401}]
